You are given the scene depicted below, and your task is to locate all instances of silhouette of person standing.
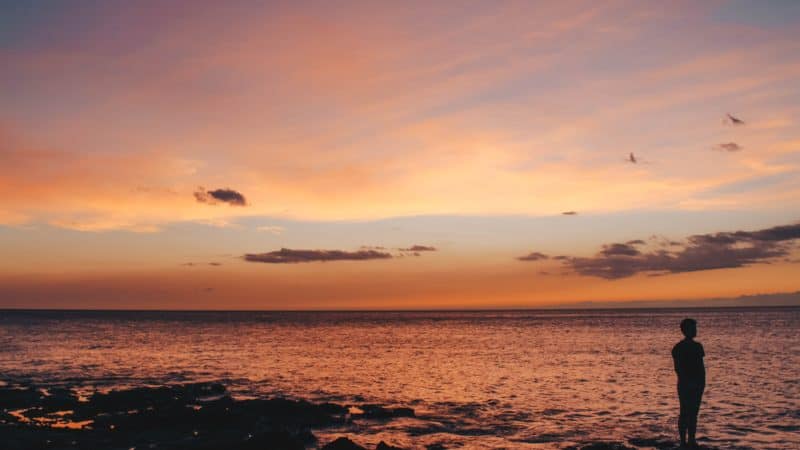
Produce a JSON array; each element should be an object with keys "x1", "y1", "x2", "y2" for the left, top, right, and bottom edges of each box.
[{"x1": 672, "y1": 318, "x2": 705, "y2": 448}]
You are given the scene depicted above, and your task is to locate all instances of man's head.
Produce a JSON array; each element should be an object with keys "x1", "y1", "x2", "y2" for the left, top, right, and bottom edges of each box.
[{"x1": 680, "y1": 318, "x2": 697, "y2": 339}]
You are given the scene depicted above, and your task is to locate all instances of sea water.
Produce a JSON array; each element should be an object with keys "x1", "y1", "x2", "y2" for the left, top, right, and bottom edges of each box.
[{"x1": 1, "y1": 307, "x2": 798, "y2": 449}]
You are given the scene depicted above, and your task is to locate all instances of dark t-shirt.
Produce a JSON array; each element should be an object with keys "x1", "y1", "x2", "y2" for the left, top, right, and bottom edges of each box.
[{"x1": 672, "y1": 339, "x2": 705, "y2": 386}]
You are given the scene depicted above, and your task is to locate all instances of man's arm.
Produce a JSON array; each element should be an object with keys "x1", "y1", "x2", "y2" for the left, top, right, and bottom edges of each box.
[
  {"x1": 672, "y1": 346, "x2": 681, "y2": 376},
  {"x1": 699, "y1": 343, "x2": 706, "y2": 385}
]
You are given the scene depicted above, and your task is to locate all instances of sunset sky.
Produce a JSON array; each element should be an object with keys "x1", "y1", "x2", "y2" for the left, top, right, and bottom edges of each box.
[{"x1": 1, "y1": 1, "x2": 799, "y2": 309}]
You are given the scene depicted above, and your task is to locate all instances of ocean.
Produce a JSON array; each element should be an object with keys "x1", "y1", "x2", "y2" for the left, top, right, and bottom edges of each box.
[{"x1": 1, "y1": 307, "x2": 798, "y2": 449}]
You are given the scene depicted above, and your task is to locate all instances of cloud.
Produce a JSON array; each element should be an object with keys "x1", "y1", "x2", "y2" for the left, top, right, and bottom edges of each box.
[
  {"x1": 724, "y1": 113, "x2": 745, "y2": 126},
  {"x1": 599, "y1": 243, "x2": 641, "y2": 257},
  {"x1": 713, "y1": 142, "x2": 742, "y2": 152},
  {"x1": 398, "y1": 245, "x2": 437, "y2": 252},
  {"x1": 196, "y1": 218, "x2": 240, "y2": 228},
  {"x1": 48, "y1": 218, "x2": 162, "y2": 233},
  {"x1": 562, "y1": 211, "x2": 578, "y2": 215},
  {"x1": 244, "y1": 248, "x2": 393, "y2": 264},
  {"x1": 194, "y1": 187, "x2": 247, "y2": 206},
  {"x1": 517, "y1": 251, "x2": 549, "y2": 261},
  {"x1": 553, "y1": 223, "x2": 800, "y2": 279},
  {"x1": 257, "y1": 225, "x2": 285, "y2": 235}
]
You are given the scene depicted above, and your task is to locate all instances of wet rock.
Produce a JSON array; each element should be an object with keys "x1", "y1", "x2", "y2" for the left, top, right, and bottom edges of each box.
[
  {"x1": 321, "y1": 436, "x2": 367, "y2": 450},
  {"x1": 0, "y1": 387, "x2": 40, "y2": 409},
  {"x1": 376, "y1": 441, "x2": 404, "y2": 450},
  {"x1": 238, "y1": 430, "x2": 305, "y2": 450},
  {"x1": 358, "y1": 404, "x2": 415, "y2": 419},
  {"x1": 0, "y1": 424, "x2": 88, "y2": 450},
  {"x1": 239, "y1": 397, "x2": 346, "y2": 427},
  {"x1": 86, "y1": 382, "x2": 226, "y2": 415},
  {"x1": 82, "y1": 393, "x2": 343, "y2": 438},
  {"x1": 575, "y1": 442, "x2": 637, "y2": 450},
  {"x1": 628, "y1": 437, "x2": 676, "y2": 449},
  {"x1": 295, "y1": 428, "x2": 318, "y2": 445},
  {"x1": 36, "y1": 387, "x2": 79, "y2": 412},
  {"x1": 0, "y1": 382, "x2": 413, "y2": 450}
]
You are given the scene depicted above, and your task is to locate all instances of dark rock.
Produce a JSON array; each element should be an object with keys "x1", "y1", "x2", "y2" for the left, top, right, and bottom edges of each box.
[
  {"x1": 295, "y1": 428, "x2": 318, "y2": 444},
  {"x1": 425, "y1": 444, "x2": 447, "y2": 450},
  {"x1": 238, "y1": 397, "x2": 346, "y2": 427},
  {"x1": 0, "y1": 387, "x2": 40, "y2": 409},
  {"x1": 628, "y1": 437, "x2": 675, "y2": 449},
  {"x1": 358, "y1": 404, "x2": 415, "y2": 419},
  {"x1": 376, "y1": 441, "x2": 404, "y2": 450},
  {"x1": 0, "y1": 382, "x2": 418, "y2": 450},
  {"x1": 321, "y1": 436, "x2": 367, "y2": 450},
  {"x1": 86, "y1": 382, "x2": 227, "y2": 415},
  {"x1": 0, "y1": 423, "x2": 88, "y2": 450},
  {"x1": 577, "y1": 443, "x2": 637, "y2": 450},
  {"x1": 39, "y1": 387, "x2": 79, "y2": 412},
  {"x1": 238, "y1": 430, "x2": 305, "y2": 450}
]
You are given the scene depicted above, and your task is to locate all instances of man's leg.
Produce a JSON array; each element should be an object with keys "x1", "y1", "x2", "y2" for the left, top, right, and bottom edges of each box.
[
  {"x1": 688, "y1": 388, "x2": 704, "y2": 447},
  {"x1": 687, "y1": 404, "x2": 697, "y2": 446},
  {"x1": 679, "y1": 413, "x2": 687, "y2": 446},
  {"x1": 678, "y1": 388, "x2": 688, "y2": 446}
]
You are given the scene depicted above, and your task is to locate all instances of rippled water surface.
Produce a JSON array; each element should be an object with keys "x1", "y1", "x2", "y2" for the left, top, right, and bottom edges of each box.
[{"x1": 1, "y1": 308, "x2": 798, "y2": 449}]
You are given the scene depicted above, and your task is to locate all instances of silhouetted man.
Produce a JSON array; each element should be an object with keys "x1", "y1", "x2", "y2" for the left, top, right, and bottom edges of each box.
[{"x1": 672, "y1": 318, "x2": 705, "y2": 448}]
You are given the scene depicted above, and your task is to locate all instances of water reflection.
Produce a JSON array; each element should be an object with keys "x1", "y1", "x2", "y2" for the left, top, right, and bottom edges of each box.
[{"x1": 0, "y1": 308, "x2": 798, "y2": 449}]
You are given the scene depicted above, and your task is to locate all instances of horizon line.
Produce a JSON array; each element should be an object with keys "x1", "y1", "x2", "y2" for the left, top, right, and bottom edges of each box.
[{"x1": 2, "y1": 305, "x2": 798, "y2": 314}]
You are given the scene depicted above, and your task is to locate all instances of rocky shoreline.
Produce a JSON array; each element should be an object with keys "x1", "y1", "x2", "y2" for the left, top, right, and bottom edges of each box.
[{"x1": 1, "y1": 381, "x2": 688, "y2": 450}]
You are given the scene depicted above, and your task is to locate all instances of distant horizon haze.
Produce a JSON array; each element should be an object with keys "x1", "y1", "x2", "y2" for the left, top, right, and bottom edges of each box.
[{"x1": 1, "y1": 290, "x2": 798, "y2": 311}]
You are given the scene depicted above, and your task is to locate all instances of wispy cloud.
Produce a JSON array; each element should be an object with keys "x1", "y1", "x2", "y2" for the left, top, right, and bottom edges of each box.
[
  {"x1": 244, "y1": 248, "x2": 393, "y2": 264},
  {"x1": 562, "y1": 211, "x2": 578, "y2": 215},
  {"x1": 398, "y1": 245, "x2": 437, "y2": 252},
  {"x1": 517, "y1": 251, "x2": 549, "y2": 261},
  {"x1": 713, "y1": 142, "x2": 742, "y2": 152},
  {"x1": 196, "y1": 218, "x2": 240, "y2": 228},
  {"x1": 257, "y1": 225, "x2": 285, "y2": 235}
]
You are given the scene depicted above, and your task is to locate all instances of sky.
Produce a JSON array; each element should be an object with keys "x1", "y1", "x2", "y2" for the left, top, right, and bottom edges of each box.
[{"x1": 1, "y1": 0, "x2": 799, "y2": 309}]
